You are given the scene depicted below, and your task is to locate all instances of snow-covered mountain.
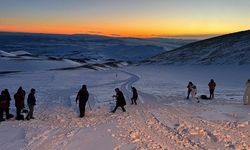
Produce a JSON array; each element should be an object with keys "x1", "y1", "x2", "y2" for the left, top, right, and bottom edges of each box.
[
  {"x1": 0, "y1": 32, "x2": 194, "y2": 62},
  {"x1": 145, "y1": 30, "x2": 250, "y2": 65}
]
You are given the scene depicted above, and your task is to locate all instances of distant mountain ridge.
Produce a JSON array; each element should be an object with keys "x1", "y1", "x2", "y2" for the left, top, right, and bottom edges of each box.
[
  {"x1": 145, "y1": 30, "x2": 250, "y2": 65},
  {"x1": 0, "y1": 32, "x2": 194, "y2": 62}
]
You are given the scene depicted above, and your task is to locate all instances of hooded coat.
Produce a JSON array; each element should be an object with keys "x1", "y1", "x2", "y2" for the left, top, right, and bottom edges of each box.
[
  {"x1": 115, "y1": 90, "x2": 126, "y2": 107},
  {"x1": 76, "y1": 89, "x2": 89, "y2": 104},
  {"x1": 243, "y1": 81, "x2": 250, "y2": 105},
  {"x1": 14, "y1": 92, "x2": 24, "y2": 108}
]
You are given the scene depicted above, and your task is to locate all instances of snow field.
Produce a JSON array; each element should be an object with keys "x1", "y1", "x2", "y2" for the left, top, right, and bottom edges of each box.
[{"x1": 0, "y1": 64, "x2": 250, "y2": 149}]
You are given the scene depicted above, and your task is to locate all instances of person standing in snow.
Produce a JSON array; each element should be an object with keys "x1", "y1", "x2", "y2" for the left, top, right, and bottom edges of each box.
[
  {"x1": 186, "y1": 82, "x2": 193, "y2": 99},
  {"x1": 243, "y1": 79, "x2": 250, "y2": 105},
  {"x1": 0, "y1": 90, "x2": 8, "y2": 121},
  {"x1": 111, "y1": 88, "x2": 126, "y2": 113},
  {"x1": 14, "y1": 87, "x2": 26, "y2": 120},
  {"x1": 75, "y1": 85, "x2": 89, "y2": 118},
  {"x1": 131, "y1": 87, "x2": 138, "y2": 105},
  {"x1": 26, "y1": 88, "x2": 36, "y2": 120},
  {"x1": 4, "y1": 89, "x2": 12, "y2": 119},
  {"x1": 191, "y1": 85, "x2": 200, "y2": 103},
  {"x1": 17, "y1": 86, "x2": 26, "y2": 113},
  {"x1": 208, "y1": 79, "x2": 216, "y2": 99}
]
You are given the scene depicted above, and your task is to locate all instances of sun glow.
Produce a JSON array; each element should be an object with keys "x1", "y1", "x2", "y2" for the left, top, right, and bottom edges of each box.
[{"x1": 0, "y1": 0, "x2": 250, "y2": 38}]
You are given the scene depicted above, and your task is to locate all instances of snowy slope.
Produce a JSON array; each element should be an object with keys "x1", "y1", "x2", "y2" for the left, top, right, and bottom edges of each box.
[
  {"x1": 0, "y1": 32, "x2": 194, "y2": 62},
  {"x1": 0, "y1": 62, "x2": 250, "y2": 149},
  {"x1": 146, "y1": 30, "x2": 250, "y2": 65}
]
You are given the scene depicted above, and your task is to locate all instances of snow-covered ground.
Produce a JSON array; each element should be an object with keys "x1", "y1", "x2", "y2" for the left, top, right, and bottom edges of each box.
[{"x1": 0, "y1": 60, "x2": 250, "y2": 149}]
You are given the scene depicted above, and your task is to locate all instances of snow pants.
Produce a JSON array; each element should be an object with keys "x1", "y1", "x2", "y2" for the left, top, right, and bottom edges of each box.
[{"x1": 79, "y1": 101, "x2": 87, "y2": 117}]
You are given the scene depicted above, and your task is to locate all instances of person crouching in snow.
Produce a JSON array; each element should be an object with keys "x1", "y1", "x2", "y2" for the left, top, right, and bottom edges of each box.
[
  {"x1": 26, "y1": 88, "x2": 36, "y2": 120},
  {"x1": 243, "y1": 79, "x2": 250, "y2": 105},
  {"x1": 186, "y1": 82, "x2": 193, "y2": 99},
  {"x1": 191, "y1": 85, "x2": 200, "y2": 103},
  {"x1": 75, "y1": 85, "x2": 89, "y2": 118},
  {"x1": 111, "y1": 88, "x2": 126, "y2": 113}
]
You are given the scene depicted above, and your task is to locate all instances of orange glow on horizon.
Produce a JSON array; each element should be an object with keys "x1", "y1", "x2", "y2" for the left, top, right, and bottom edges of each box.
[
  {"x1": 1, "y1": 0, "x2": 250, "y2": 39},
  {"x1": 0, "y1": 17, "x2": 249, "y2": 38},
  {"x1": 0, "y1": 25, "x2": 244, "y2": 39}
]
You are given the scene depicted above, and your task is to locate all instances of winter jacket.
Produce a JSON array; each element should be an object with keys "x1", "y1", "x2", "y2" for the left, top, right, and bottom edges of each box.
[
  {"x1": 27, "y1": 93, "x2": 36, "y2": 106},
  {"x1": 14, "y1": 92, "x2": 24, "y2": 108},
  {"x1": 187, "y1": 83, "x2": 193, "y2": 91},
  {"x1": 4, "y1": 90, "x2": 11, "y2": 103},
  {"x1": 191, "y1": 85, "x2": 198, "y2": 99},
  {"x1": 132, "y1": 88, "x2": 138, "y2": 99},
  {"x1": 208, "y1": 82, "x2": 216, "y2": 90},
  {"x1": 243, "y1": 82, "x2": 250, "y2": 105},
  {"x1": 19, "y1": 89, "x2": 26, "y2": 108},
  {"x1": 76, "y1": 89, "x2": 89, "y2": 104},
  {"x1": 0, "y1": 95, "x2": 8, "y2": 109},
  {"x1": 115, "y1": 91, "x2": 126, "y2": 106}
]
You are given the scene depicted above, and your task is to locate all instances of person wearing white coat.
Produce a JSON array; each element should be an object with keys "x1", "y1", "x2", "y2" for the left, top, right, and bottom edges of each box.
[
  {"x1": 243, "y1": 79, "x2": 250, "y2": 105},
  {"x1": 191, "y1": 85, "x2": 200, "y2": 103}
]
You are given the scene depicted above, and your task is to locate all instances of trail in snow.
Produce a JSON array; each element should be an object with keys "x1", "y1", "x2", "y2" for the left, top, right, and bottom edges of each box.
[{"x1": 109, "y1": 70, "x2": 250, "y2": 149}]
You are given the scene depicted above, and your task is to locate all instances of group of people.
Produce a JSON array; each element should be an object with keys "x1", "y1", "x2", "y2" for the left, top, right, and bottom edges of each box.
[
  {"x1": 186, "y1": 79, "x2": 217, "y2": 103},
  {"x1": 0, "y1": 87, "x2": 36, "y2": 122},
  {"x1": 186, "y1": 78, "x2": 250, "y2": 106},
  {"x1": 2, "y1": 79, "x2": 249, "y2": 120},
  {"x1": 75, "y1": 85, "x2": 138, "y2": 117}
]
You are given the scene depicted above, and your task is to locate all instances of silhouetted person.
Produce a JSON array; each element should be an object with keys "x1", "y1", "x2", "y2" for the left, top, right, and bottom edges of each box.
[
  {"x1": 76, "y1": 85, "x2": 89, "y2": 118},
  {"x1": 26, "y1": 88, "x2": 36, "y2": 120},
  {"x1": 187, "y1": 82, "x2": 193, "y2": 99},
  {"x1": 131, "y1": 87, "x2": 138, "y2": 105},
  {"x1": 208, "y1": 79, "x2": 216, "y2": 99},
  {"x1": 0, "y1": 90, "x2": 10, "y2": 121},
  {"x1": 14, "y1": 87, "x2": 26, "y2": 120},
  {"x1": 111, "y1": 88, "x2": 126, "y2": 113},
  {"x1": 17, "y1": 87, "x2": 26, "y2": 112},
  {"x1": 4, "y1": 89, "x2": 12, "y2": 118}
]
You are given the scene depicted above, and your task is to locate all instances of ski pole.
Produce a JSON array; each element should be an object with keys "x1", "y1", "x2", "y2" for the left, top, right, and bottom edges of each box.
[{"x1": 87, "y1": 101, "x2": 92, "y2": 111}]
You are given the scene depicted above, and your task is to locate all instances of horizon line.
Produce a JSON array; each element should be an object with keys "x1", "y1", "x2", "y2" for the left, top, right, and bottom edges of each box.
[{"x1": 0, "y1": 30, "x2": 230, "y2": 40}]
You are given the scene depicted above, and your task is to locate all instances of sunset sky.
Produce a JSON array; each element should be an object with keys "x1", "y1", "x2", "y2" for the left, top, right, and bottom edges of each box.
[{"x1": 0, "y1": 0, "x2": 250, "y2": 39}]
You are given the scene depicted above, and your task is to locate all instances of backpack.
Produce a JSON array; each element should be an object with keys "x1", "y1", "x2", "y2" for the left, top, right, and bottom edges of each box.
[{"x1": 200, "y1": 95, "x2": 209, "y2": 99}]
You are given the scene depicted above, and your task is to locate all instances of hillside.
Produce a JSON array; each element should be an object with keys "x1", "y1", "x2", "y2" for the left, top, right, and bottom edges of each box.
[{"x1": 145, "y1": 30, "x2": 250, "y2": 65}]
